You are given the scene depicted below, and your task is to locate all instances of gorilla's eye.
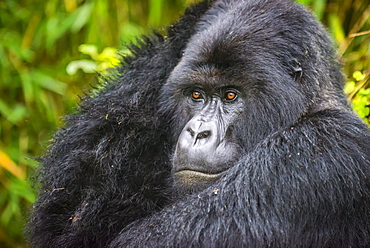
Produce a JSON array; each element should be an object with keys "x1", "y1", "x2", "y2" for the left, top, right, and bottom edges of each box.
[
  {"x1": 224, "y1": 91, "x2": 237, "y2": 101},
  {"x1": 191, "y1": 91, "x2": 204, "y2": 100}
]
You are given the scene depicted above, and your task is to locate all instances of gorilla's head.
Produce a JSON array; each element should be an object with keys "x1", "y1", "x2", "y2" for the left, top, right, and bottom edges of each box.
[{"x1": 161, "y1": 0, "x2": 343, "y2": 193}]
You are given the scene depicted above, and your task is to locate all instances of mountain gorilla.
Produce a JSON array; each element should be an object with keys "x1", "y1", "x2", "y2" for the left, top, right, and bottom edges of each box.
[{"x1": 27, "y1": 0, "x2": 370, "y2": 247}]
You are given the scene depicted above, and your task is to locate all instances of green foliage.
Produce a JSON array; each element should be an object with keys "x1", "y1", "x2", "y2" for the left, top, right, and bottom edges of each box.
[
  {"x1": 298, "y1": 0, "x2": 370, "y2": 125},
  {"x1": 345, "y1": 71, "x2": 370, "y2": 124},
  {"x1": 66, "y1": 44, "x2": 122, "y2": 75},
  {"x1": 0, "y1": 0, "x2": 368, "y2": 247}
]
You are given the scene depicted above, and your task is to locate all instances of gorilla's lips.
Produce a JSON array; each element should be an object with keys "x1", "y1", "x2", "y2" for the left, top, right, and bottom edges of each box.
[
  {"x1": 174, "y1": 169, "x2": 225, "y2": 179},
  {"x1": 173, "y1": 169, "x2": 225, "y2": 192}
]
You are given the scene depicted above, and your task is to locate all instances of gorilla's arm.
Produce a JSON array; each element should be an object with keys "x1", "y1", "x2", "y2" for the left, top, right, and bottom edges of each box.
[
  {"x1": 26, "y1": 2, "x2": 213, "y2": 247},
  {"x1": 111, "y1": 110, "x2": 370, "y2": 248},
  {"x1": 28, "y1": 39, "x2": 172, "y2": 248}
]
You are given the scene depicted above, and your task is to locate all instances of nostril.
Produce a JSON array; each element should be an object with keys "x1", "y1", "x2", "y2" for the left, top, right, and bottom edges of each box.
[
  {"x1": 187, "y1": 128, "x2": 195, "y2": 137},
  {"x1": 196, "y1": 130, "x2": 211, "y2": 140}
]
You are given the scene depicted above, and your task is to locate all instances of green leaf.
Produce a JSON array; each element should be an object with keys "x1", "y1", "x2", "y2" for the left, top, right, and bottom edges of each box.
[
  {"x1": 329, "y1": 14, "x2": 345, "y2": 44},
  {"x1": 71, "y1": 3, "x2": 93, "y2": 33},
  {"x1": 296, "y1": 0, "x2": 312, "y2": 5},
  {"x1": 120, "y1": 22, "x2": 144, "y2": 43},
  {"x1": 66, "y1": 60, "x2": 97, "y2": 75},
  {"x1": 353, "y1": 96, "x2": 368, "y2": 105},
  {"x1": 31, "y1": 71, "x2": 67, "y2": 95},
  {"x1": 79, "y1": 44, "x2": 99, "y2": 59},
  {"x1": 0, "y1": 101, "x2": 26, "y2": 125},
  {"x1": 148, "y1": 0, "x2": 164, "y2": 27},
  {"x1": 20, "y1": 71, "x2": 34, "y2": 104},
  {"x1": 8, "y1": 105, "x2": 28, "y2": 125},
  {"x1": 45, "y1": 3, "x2": 93, "y2": 51},
  {"x1": 353, "y1": 71, "x2": 366, "y2": 81},
  {"x1": 358, "y1": 88, "x2": 370, "y2": 96},
  {"x1": 344, "y1": 81, "x2": 355, "y2": 94},
  {"x1": 313, "y1": 0, "x2": 326, "y2": 21},
  {"x1": 8, "y1": 178, "x2": 36, "y2": 203},
  {"x1": 1, "y1": 201, "x2": 13, "y2": 225}
]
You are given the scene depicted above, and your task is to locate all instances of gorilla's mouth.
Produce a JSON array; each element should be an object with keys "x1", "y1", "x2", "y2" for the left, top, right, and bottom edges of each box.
[
  {"x1": 173, "y1": 169, "x2": 226, "y2": 192},
  {"x1": 174, "y1": 169, "x2": 225, "y2": 179}
]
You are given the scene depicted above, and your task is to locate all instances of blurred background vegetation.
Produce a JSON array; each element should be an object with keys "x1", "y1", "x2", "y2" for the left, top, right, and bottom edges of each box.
[{"x1": 0, "y1": 0, "x2": 369, "y2": 247}]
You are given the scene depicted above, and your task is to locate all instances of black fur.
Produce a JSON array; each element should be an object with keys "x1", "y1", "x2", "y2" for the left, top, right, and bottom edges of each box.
[{"x1": 27, "y1": 0, "x2": 370, "y2": 247}]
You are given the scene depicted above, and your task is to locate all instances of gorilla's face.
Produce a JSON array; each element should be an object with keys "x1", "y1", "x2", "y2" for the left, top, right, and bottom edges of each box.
[
  {"x1": 172, "y1": 81, "x2": 244, "y2": 192},
  {"x1": 166, "y1": 42, "x2": 248, "y2": 193}
]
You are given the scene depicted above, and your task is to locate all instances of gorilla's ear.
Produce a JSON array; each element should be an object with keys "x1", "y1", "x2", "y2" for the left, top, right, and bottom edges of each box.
[{"x1": 288, "y1": 58, "x2": 303, "y2": 81}]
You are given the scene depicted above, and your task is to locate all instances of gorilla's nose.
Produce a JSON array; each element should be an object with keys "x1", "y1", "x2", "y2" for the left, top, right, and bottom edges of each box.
[
  {"x1": 196, "y1": 130, "x2": 211, "y2": 140},
  {"x1": 182, "y1": 119, "x2": 217, "y2": 147},
  {"x1": 187, "y1": 127, "x2": 211, "y2": 141}
]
